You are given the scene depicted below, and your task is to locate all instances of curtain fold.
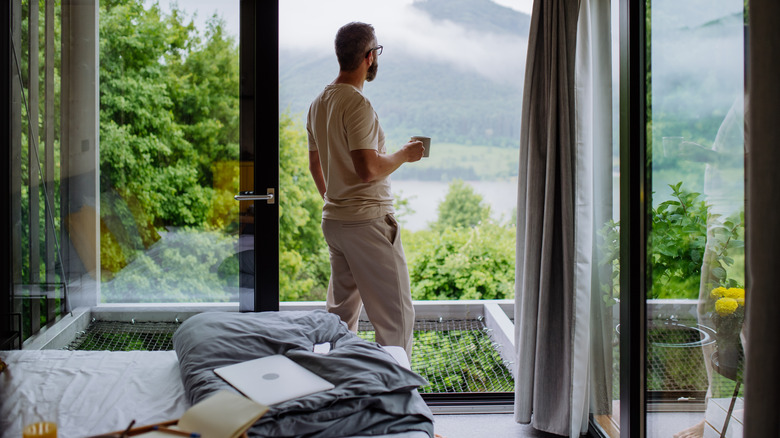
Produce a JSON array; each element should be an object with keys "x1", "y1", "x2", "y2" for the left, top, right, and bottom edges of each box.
[
  {"x1": 573, "y1": 0, "x2": 613, "y2": 434},
  {"x1": 513, "y1": 0, "x2": 580, "y2": 434},
  {"x1": 514, "y1": 0, "x2": 612, "y2": 435}
]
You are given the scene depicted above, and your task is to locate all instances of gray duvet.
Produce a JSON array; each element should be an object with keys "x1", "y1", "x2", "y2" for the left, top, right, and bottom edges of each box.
[{"x1": 172, "y1": 310, "x2": 434, "y2": 438}]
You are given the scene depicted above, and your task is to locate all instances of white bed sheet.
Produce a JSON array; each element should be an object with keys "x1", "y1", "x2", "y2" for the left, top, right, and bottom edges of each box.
[
  {"x1": 0, "y1": 348, "x2": 428, "y2": 438},
  {"x1": 0, "y1": 350, "x2": 188, "y2": 438}
]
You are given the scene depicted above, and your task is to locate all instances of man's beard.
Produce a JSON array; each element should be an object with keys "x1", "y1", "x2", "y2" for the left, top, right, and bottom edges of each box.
[{"x1": 366, "y1": 60, "x2": 378, "y2": 82}]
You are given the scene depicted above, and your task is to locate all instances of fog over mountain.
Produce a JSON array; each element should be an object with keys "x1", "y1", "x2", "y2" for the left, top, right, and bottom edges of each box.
[
  {"x1": 279, "y1": 0, "x2": 531, "y2": 148},
  {"x1": 151, "y1": 0, "x2": 744, "y2": 162}
]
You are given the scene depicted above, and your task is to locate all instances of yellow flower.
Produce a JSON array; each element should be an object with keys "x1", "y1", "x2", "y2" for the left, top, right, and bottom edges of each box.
[
  {"x1": 711, "y1": 287, "x2": 728, "y2": 299},
  {"x1": 724, "y1": 287, "x2": 745, "y2": 300},
  {"x1": 715, "y1": 297, "x2": 739, "y2": 316}
]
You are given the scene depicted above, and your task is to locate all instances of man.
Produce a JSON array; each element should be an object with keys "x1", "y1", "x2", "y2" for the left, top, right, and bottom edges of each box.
[
  {"x1": 673, "y1": 95, "x2": 746, "y2": 438},
  {"x1": 306, "y1": 22, "x2": 424, "y2": 358}
]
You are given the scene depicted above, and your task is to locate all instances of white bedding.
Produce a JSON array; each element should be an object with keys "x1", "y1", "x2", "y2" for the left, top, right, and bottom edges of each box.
[
  {"x1": 0, "y1": 347, "x2": 426, "y2": 438},
  {"x1": 0, "y1": 350, "x2": 188, "y2": 438}
]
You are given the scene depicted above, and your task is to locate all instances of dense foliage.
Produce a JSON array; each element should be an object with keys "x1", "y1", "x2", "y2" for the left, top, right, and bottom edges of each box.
[
  {"x1": 100, "y1": 0, "x2": 239, "y2": 229},
  {"x1": 600, "y1": 182, "x2": 744, "y2": 301},
  {"x1": 277, "y1": 114, "x2": 329, "y2": 301},
  {"x1": 405, "y1": 184, "x2": 515, "y2": 300},
  {"x1": 406, "y1": 223, "x2": 515, "y2": 300}
]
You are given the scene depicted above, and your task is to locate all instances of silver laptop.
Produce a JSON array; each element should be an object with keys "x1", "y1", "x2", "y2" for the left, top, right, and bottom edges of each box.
[{"x1": 214, "y1": 354, "x2": 335, "y2": 406}]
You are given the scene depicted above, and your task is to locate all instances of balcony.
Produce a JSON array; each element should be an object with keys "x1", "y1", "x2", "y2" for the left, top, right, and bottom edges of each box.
[{"x1": 16, "y1": 296, "x2": 743, "y2": 437}]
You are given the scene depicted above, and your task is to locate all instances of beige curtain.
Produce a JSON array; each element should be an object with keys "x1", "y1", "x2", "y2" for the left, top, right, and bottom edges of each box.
[
  {"x1": 744, "y1": 0, "x2": 780, "y2": 435},
  {"x1": 513, "y1": 0, "x2": 581, "y2": 434}
]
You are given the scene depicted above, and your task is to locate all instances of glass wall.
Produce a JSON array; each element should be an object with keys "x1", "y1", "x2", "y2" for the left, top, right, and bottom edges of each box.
[
  {"x1": 9, "y1": 0, "x2": 65, "y2": 343},
  {"x1": 646, "y1": 0, "x2": 746, "y2": 436},
  {"x1": 9, "y1": 0, "x2": 532, "y2": 345},
  {"x1": 8, "y1": 1, "x2": 244, "y2": 346}
]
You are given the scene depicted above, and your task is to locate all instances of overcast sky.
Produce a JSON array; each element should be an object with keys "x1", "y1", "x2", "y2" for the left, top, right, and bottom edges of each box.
[
  {"x1": 156, "y1": 0, "x2": 533, "y2": 37},
  {"x1": 279, "y1": 0, "x2": 532, "y2": 52},
  {"x1": 151, "y1": 0, "x2": 532, "y2": 84}
]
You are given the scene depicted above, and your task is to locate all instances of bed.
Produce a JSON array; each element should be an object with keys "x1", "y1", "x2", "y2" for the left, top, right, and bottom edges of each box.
[{"x1": 0, "y1": 310, "x2": 434, "y2": 438}]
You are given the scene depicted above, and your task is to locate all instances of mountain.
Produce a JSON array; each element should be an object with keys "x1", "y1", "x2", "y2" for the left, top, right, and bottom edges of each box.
[
  {"x1": 279, "y1": 0, "x2": 531, "y2": 149},
  {"x1": 411, "y1": 0, "x2": 531, "y2": 36}
]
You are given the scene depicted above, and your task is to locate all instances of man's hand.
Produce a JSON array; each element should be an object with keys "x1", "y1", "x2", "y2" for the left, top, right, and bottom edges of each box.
[
  {"x1": 351, "y1": 140, "x2": 425, "y2": 183},
  {"x1": 400, "y1": 140, "x2": 425, "y2": 163}
]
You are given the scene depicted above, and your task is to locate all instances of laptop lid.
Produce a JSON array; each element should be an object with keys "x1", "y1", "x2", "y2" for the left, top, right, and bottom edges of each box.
[{"x1": 213, "y1": 354, "x2": 335, "y2": 406}]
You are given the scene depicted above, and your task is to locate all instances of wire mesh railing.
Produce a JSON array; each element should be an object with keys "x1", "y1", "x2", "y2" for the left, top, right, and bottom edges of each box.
[
  {"x1": 359, "y1": 319, "x2": 514, "y2": 393},
  {"x1": 63, "y1": 316, "x2": 730, "y2": 400},
  {"x1": 65, "y1": 317, "x2": 515, "y2": 394},
  {"x1": 66, "y1": 320, "x2": 179, "y2": 352}
]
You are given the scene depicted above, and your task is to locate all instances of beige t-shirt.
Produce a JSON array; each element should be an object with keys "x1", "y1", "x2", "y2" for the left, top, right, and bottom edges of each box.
[{"x1": 307, "y1": 84, "x2": 394, "y2": 221}]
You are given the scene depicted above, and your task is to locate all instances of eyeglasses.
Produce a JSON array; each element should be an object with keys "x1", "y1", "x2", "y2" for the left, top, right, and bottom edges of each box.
[{"x1": 365, "y1": 45, "x2": 383, "y2": 58}]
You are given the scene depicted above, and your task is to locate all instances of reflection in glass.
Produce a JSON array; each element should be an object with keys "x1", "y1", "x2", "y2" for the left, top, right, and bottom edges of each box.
[
  {"x1": 98, "y1": 2, "x2": 241, "y2": 304},
  {"x1": 647, "y1": 0, "x2": 746, "y2": 436}
]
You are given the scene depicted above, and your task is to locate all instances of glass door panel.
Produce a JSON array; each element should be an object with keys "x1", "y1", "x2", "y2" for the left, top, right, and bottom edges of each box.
[
  {"x1": 646, "y1": 0, "x2": 746, "y2": 436},
  {"x1": 6, "y1": 0, "x2": 281, "y2": 347},
  {"x1": 98, "y1": 1, "x2": 244, "y2": 304}
]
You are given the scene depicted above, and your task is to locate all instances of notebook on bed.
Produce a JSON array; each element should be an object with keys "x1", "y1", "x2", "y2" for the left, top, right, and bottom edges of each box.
[{"x1": 214, "y1": 354, "x2": 335, "y2": 406}]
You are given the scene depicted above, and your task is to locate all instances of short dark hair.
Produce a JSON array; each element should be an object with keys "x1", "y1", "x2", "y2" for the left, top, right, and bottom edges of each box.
[{"x1": 334, "y1": 22, "x2": 376, "y2": 71}]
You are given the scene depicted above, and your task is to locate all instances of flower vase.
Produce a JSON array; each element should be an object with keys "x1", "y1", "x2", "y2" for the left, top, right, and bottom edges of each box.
[
  {"x1": 715, "y1": 336, "x2": 743, "y2": 380},
  {"x1": 710, "y1": 287, "x2": 746, "y2": 380}
]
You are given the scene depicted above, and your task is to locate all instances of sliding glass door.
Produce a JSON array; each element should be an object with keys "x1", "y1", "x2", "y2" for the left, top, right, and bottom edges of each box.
[
  {"x1": 97, "y1": 1, "x2": 246, "y2": 305},
  {"x1": 2, "y1": 0, "x2": 281, "y2": 347},
  {"x1": 645, "y1": 0, "x2": 746, "y2": 436}
]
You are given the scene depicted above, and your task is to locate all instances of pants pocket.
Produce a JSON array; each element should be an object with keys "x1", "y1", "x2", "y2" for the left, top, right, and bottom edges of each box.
[{"x1": 384, "y1": 214, "x2": 398, "y2": 244}]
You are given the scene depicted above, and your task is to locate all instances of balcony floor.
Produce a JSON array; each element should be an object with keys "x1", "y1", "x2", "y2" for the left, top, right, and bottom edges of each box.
[
  {"x1": 432, "y1": 412, "x2": 708, "y2": 437},
  {"x1": 433, "y1": 414, "x2": 558, "y2": 437}
]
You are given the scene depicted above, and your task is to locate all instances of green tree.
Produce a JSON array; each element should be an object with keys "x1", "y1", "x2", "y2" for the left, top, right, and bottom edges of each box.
[
  {"x1": 435, "y1": 179, "x2": 492, "y2": 229},
  {"x1": 99, "y1": 0, "x2": 238, "y2": 228},
  {"x1": 167, "y1": 13, "x2": 240, "y2": 188},
  {"x1": 600, "y1": 182, "x2": 744, "y2": 300},
  {"x1": 278, "y1": 114, "x2": 330, "y2": 300},
  {"x1": 406, "y1": 223, "x2": 515, "y2": 300},
  {"x1": 650, "y1": 182, "x2": 710, "y2": 299},
  {"x1": 403, "y1": 180, "x2": 514, "y2": 300}
]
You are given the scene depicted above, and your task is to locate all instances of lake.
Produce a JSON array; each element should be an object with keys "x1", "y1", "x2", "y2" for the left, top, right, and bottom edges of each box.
[{"x1": 390, "y1": 179, "x2": 518, "y2": 231}]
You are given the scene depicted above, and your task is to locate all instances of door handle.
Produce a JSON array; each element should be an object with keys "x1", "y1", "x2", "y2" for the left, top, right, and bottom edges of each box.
[{"x1": 234, "y1": 188, "x2": 275, "y2": 204}]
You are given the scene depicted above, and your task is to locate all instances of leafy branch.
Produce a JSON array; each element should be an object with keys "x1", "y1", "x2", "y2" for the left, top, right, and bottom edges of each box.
[{"x1": 599, "y1": 182, "x2": 744, "y2": 301}]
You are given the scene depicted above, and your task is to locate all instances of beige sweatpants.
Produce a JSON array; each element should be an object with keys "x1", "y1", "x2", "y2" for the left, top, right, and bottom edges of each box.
[{"x1": 322, "y1": 214, "x2": 415, "y2": 358}]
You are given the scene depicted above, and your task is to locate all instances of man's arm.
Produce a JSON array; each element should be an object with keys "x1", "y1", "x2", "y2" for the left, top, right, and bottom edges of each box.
[
  {"x1": 308, "y1": 150, "x2": 327, "y2": 199},
  {"x1": 351, "y1": 140, "x2": 425, "y2": 183}
]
